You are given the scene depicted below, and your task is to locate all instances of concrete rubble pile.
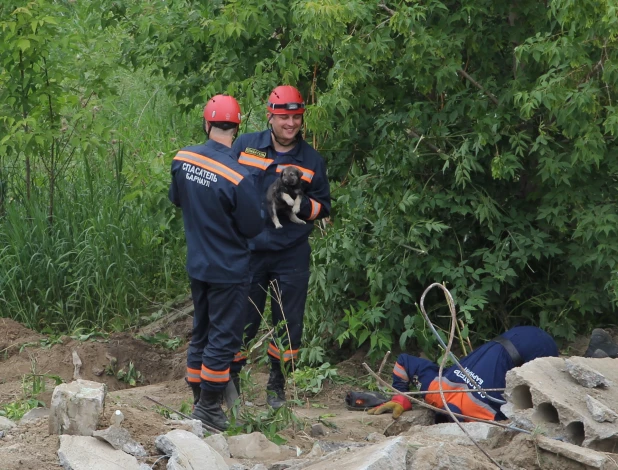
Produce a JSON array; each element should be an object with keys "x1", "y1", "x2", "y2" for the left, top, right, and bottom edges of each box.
[{"x1": 1, "y1": 356, "x2": 617, "y2": 470}]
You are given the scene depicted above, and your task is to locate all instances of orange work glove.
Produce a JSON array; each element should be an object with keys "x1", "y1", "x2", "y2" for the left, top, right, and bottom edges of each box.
[{"x1": 367, "y1": 394, "x2": 412, "y2": 419}]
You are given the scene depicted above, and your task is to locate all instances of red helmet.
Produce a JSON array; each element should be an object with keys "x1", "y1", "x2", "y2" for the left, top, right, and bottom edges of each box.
[
  {"x1": 203, "y1": 95, "x2": 241, "y2": 124},
  {"x1": 267, "y1": 86, "x2": 305, "y2": 115}
]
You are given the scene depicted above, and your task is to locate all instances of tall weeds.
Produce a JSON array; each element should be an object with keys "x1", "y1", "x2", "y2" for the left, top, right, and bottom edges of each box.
[{"x1": 0, "y1": 71, "x2": 198, "y2": 333}]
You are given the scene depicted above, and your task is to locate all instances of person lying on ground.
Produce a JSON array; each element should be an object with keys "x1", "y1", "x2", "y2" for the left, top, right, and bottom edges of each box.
[{"x1": 368, "y1": 326, "x2": 559, "y2": 422}]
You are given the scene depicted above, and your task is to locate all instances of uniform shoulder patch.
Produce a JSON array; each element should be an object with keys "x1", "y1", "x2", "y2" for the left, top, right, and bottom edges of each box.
[{"x1": 244, "y1": 147, "x2": 267, "y2": 158}]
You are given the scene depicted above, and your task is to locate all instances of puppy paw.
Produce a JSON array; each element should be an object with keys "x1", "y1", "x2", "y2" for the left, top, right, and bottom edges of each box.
[
  {"x1": 274, "y1": 222, "x2": 283, "y2": 229},
  {"x1": 292, "y1": 204, "x2": 301, "y2": 214}
]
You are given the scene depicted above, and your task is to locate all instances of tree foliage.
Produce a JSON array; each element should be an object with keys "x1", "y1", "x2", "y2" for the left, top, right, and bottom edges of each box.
[
  {"x1": 101, "y1": 0, "x2": 618, "y2": 357},
  {"x1": 2, "y1": 0, "x2": 617, "y2": 354}
]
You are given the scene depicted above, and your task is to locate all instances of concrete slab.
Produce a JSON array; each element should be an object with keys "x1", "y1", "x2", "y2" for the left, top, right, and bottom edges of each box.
[
  {"x1": 228, "y1": 432, "x2": 282, "y2": 460},
  {"x1": 503, "y1": 356, "x2": 618, "y2": 448},
  {"x1": 303, "y1": 436, "x2": 407, "y2": 470},
  {"x1": 57, "y1": 435, "x2": 141, "y2": 470},
  {"x1": 155, "y1": 429, "x2": 228, "y2": 470}
]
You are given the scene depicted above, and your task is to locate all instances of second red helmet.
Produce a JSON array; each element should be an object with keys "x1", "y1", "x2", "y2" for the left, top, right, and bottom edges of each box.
[
  {"x1": 203, "y1": 95, "x2": 241, "y2": 124},
  {"x1": 267, "y1": 86, "x2": 305, "y2": 115}
]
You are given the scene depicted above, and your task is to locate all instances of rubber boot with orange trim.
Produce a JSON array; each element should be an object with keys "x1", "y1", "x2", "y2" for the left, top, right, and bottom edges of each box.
[
  {"x1": 191, "y1": 389, "x2": 229, "y2": 431},
  {"x1": 266, "y1": 367, "x2": 286, "y2": 409}
]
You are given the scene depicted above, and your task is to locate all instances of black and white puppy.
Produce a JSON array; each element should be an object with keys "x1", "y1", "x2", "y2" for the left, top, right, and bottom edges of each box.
[{"x1": 266, "y1": 166, "x2": 306, "y2": 229}]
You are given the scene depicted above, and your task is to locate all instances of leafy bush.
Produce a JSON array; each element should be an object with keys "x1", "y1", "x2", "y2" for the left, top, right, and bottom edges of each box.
[{"x1": 109, "y1": 0, "x2": 618, "y2": 357}]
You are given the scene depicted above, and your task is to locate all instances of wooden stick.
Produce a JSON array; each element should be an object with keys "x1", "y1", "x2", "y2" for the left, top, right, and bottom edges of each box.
[{"x1": 377, "y1": 350, "x2": 391, "y2": 376}]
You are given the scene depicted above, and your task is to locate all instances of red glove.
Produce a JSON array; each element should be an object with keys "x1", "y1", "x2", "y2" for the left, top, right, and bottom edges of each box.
[{"x1": 367, "y1": 394, "x2": 412, "y2": 419}]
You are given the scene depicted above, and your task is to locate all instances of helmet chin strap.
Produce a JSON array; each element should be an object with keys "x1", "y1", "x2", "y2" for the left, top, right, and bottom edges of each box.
[{"x1": 268, "y1": 115, "x2": 301, "y2": 148}]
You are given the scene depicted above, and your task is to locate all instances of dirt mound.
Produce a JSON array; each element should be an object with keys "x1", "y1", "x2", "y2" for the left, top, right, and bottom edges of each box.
[
  {"x1": 0, "y1": 332, "x2": 186, "y2": 405},
  {"x1": 0, "y1": 318, "x2": 43, "y2": 358}
]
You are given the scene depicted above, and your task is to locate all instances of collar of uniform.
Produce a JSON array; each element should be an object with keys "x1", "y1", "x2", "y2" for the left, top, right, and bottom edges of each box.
[
  {"x1": 255, "y1": 129, "x2": 304, "y2": 162},
  {"x1": 204, "y1": 139, "x2": 235, "y2": 158}
]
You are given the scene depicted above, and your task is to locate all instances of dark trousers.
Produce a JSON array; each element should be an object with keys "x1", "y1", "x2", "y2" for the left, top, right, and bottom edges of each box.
[
  {"x1": 186, "y1": 278, "x2": 249, "y2": 392},
  {"x1": 231, "y1": 242, "x2": 311, "y2": 373}
]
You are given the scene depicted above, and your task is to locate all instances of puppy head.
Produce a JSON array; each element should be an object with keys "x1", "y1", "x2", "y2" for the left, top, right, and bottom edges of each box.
[{"x1": 280, "y1": 166, "x2": 302, "y2": 186}]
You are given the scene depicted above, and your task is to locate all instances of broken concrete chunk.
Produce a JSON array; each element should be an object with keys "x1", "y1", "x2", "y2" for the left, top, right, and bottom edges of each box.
[
  {"x1": 311, "y1": 440, "x2": 366, "y2": 454},
  {"x1": 586, "y1": 395, "x2": 618, "y2": 423},
  {"x1": 72, "y1": 350, "x2": 82, "y2": 380},
  {"x1": 269, "y1": 459, "x2": 309, "y2": 470},
  {"x1": 250, "y1": 465, "x2": 268, "y2": 470},
  {"x1": 165, "y1": 418, "x2": 202, "y2": 437},
  {"x1": 92, "y1": 425, "x2": 147, "y2": 457},
  {"x1": 228, "y1": 465, "x2": 249, "y2": 470},
  {"x1": 565, "y1": 359, "x2": 612, "y2": 388},
  {"x1": 227, "y1": 432, "x2": 282, "y2": 460},
  {"x1": 49, "y1": 380, "x2": 107, "y2": 436},
  {"x1": 19, "y1": 407, "x2": 49, "y2": 425},
  {"x1": 0, "y1": 417, "x2": 15, "y2": 432},
  {"x1": 155, "y1": 429, "x2": 227, "y2": 470},
  {"x1": 420, "y1": 422, "x2": 502, "y2": 441},
  {"x1": 204, "y1": 433, "x2": 230, "y2": 458},
  {"x1": 499, "y1": 403, "x2": 536, "y2": 432},
  {"x1": 504, "y1": 356, "x2": 618, "y2": 450},
  {"x1": 536, "y1": 435, "x2": 610, "y2": 469},
  {"x1": 57, "y1": 435, "x2": 142, "y2": 470},
  {"x1": 303, "y1": 436, "x2": 407, "y2": 470},
  {"x1": 408, "y1": 441, "x2": 497, "y2": 470}
]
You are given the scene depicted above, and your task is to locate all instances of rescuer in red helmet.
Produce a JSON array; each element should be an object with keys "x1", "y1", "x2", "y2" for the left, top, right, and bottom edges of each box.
[
  {"x1": 230, "y1": 85, "x2": 331, "y2": 408},
  {"x1": 169, "y1": 94, "x2": 263, "y2": 430}
]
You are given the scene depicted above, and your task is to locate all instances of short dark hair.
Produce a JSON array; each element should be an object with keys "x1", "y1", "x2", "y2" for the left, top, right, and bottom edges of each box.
[{"x1": 210, "y1": 121, "x2": 239, "y2": 130}]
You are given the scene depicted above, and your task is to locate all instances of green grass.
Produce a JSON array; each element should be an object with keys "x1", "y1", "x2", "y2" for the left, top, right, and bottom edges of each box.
[{"x1": 0, "y1": 70, "x2": 198, "y2": 333}]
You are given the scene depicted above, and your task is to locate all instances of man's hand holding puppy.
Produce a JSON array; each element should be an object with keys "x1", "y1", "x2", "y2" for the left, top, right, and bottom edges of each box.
[{"x1": 266, "y1": 166, "x2": 306, "y2": 229}]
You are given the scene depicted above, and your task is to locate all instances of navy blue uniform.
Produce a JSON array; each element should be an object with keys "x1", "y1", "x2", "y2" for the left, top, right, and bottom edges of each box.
[
  {"x1": 230, "y1": 130, "x2": 330, "y2": 369},
  {"x1": 392, "y1": 326, "x2": 558, "y2": 421},
  {"x1": 169, "y1": 140, "x2": 263, "y2": 391}
]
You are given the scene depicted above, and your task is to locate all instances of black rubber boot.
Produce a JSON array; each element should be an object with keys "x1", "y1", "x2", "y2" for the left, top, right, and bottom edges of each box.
[
  {"x1": 189, "y1": 382, "x2": 201, "y2": 407},
  {"x1": 266, "y1": 368, "x2": 286, "y2": 409},
  {"x1": 584, "y1": 329, "x2": 618, "y2": 358},
  {"x1": 191, "y1": 389, "x2": 229, "y2": 431}
]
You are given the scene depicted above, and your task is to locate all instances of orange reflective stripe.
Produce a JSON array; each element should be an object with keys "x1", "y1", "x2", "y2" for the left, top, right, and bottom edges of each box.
[
  {"x1": 200, "y1": 365, "x2": 230, "y2": 383},
  {"x1": 267, "y1": 343, "x2": 280, "y2": 359},
  {"x1": 393, "y1": 363, "x2": 409, "y2": 381},
  {"x1": 282, "y1": 349, "x2": 299, "y2": 362},
  {"x1": 425, "y1": 379, "x2": 496, "y2": 421},
  {"x1": 308, "y1": 198, "x2": 321, "y2": 220},
  {"x1": 233, "y1": 352, "x2": 247, "y2": 362},
  {"x1": 267, "y1": 344, "x2": 297, "y2": 362},
  {"x1": 174, "y1": 151, "x2": 244, "y2": 185},
  {"x1": 276, "y1": 164, "x2": 314, "y2": 183},
  {"x1": 186, "y1": 367, "x2": 201, "y2": 383},
  {"x1": 238, "y1": 152, "x2": 273, "y2": 170}
]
